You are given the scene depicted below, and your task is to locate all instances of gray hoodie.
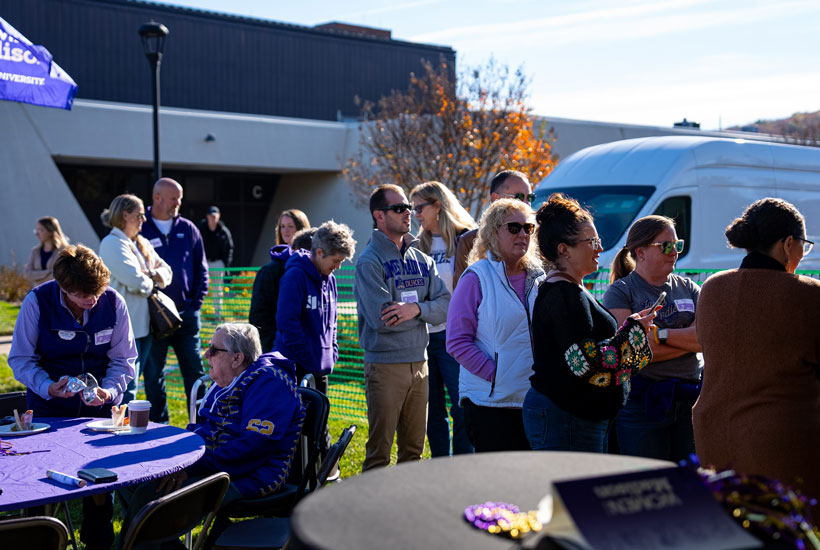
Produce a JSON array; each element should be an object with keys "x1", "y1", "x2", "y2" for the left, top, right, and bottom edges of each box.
[{"x1": 354, "y1": 229, "x2": 451, "y2": 363}]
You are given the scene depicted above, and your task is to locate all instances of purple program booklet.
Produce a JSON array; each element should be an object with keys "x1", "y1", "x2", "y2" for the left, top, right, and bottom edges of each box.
[{"x1": 531, "y1": 466, "x2": 762, "y2": 550}]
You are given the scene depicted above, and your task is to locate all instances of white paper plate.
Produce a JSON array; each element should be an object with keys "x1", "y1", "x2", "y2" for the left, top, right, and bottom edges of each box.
[
  {"x1": 86, "y1": 419, "x2": 130, "y2": 432},
  {"x1": 0, "y1": 422, "x2": 50, "y2": 436}
]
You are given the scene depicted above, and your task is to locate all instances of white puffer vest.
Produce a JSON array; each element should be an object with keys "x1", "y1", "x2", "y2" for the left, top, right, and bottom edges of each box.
[{"x1": 458, "y1": 256, "x2": 545, "y2": 408}]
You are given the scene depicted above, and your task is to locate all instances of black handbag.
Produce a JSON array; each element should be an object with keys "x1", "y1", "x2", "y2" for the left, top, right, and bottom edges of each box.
[{"x1": 147, "y1": 287, "x2": 182, "y2": 339}]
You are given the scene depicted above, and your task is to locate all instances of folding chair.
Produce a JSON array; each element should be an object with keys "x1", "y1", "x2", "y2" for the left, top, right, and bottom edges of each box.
[
  {"x1": 203, "y1": 387, "x2": 329, "y2": 548},
  {"x1": 119, "y1": 472, "x2": 231, "y2": 550},
  {"x1": 212, "y1": 425, "x2": 358, "y2": 550},
  {"x1": 0, "y1": 516, "x2": 70, "y2": 550},
  {"x1": 189, "y1": 373, "x2": 212, "y2": 424}
]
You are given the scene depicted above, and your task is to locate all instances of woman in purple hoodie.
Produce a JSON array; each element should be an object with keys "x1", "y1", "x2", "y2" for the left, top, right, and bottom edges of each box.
[{"x1": 273, "y1": 220, "x2": 356, "y2": 393}]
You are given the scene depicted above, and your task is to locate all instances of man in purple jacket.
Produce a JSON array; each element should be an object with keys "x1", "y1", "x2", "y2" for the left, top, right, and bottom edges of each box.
[{"x1": 140, "y1": 178, "x2": 209, "y2": 423}]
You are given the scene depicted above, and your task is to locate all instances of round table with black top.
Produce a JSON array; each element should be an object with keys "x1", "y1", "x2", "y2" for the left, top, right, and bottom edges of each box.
[{"x1": 290, "y1": 451, "x2": 672, "y2": 550}]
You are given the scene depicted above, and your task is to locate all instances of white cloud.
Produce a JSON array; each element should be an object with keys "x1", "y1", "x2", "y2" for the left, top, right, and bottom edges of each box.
[
  {"x1": 534, "y1": 71, "x2": 820, "y2": 129},
  {"x1": 410, "y1": 0, "x2": 820, "y2": 50}
]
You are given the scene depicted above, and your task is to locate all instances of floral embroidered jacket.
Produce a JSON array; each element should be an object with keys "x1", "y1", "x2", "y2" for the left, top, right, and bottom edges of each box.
[{"x1": 530, "y1": 280, "x2": 652, "y2": 421}]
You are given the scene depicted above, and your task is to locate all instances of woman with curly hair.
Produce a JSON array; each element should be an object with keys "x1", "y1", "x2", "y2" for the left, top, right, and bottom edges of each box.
[
  {"x1": 524, "y1": 194, "x2": 655, "y2": 452},
  {"x1": 446, "y1": 198, "x2": 544, "y2": 452},
  {"x1": 409, "y1": 181, "x2": 476, "y2": 456}
]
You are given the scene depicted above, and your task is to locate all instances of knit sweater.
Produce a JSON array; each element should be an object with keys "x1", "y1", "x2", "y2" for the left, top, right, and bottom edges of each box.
[{"x1": 530, "y1": 280, "x2": 653, "y2": 421}]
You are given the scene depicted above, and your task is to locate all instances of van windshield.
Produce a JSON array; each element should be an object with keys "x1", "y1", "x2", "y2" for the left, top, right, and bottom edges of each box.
[{"x1": 532, "y1": 185, "x2": 655, "y2": 250}]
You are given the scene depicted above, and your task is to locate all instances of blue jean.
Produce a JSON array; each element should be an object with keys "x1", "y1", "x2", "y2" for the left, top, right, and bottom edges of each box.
[
  {"x1": 615, "y1": 393, "x2": 696, "y2": 462},
  {"x1": 143, "y1": 309, "x2": 205, "y2": 423},
  {"x1": 122, "y1": 335, "x2": 152, "y2": 405},
  {"x1": 522, "y1": 387, "x2": 609, "y2": 452},
  {"x1": 426, "y1": 331, "x2": 473, "y2": 457}
]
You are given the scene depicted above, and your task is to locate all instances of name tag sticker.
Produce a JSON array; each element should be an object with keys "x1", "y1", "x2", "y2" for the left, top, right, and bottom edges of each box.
[
  {"x1": 176, "y1": 233, "x2": 185, "y2": 239},
  {"x1": 95, "y1": 328, "x2": 113, "y2": 346},
  {"x1": 58, "y1": 330, "x2": 75, "y2": 341},
  {"x1": 401, "y1": 290, "x2": 419, "y2": 303},
  {"x1": 674, "y1": 299, "x2": 695, "y2": 312},
  {"x1": 149, "y1": 238, "x2": 163, "y2": 248}
]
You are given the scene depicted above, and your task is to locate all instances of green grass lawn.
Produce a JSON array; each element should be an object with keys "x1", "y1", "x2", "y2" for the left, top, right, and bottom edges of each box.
[
  {"x1": 0, "y1": 352, "x2": 428, "y2": 548},
  {"x1": 0, "y1": 301, "x2": 19, "y2": 336}
]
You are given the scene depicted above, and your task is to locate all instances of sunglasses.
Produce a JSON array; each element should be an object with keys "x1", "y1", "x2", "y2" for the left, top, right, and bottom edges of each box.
[
  {"x1": 795, "y1": 236, "x2": 814, "y2": 255},
  {"x1": 379, "y1": 203, "x2": 412, "y2": 214},
  {"x1": 501, "y1": 192, "x2": 537, "y2": 204},
  {"x1": 572, "y1": 237, "x2": 603, "y2": 251},
  {"x1": 413, "y1": 201, "x2": 435, "y2": 215},
  {"x1": 503, "y1": 222, "x2": 535, "y2": 235},
  {"x1": 649, "y1": 239, "x2": 685, "y2": 255},
  {"x1": 205, "y1": 344, "x2": 230, "y2": 356}
]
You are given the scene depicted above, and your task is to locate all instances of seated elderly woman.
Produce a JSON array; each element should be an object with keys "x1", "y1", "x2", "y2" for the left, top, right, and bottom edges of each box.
[
  {"x1": 117, "y1": 322, "x2": 306, "y2": 548},
  {"x1": 446, "y1": 198, "x2": 545, "y2": 452},
  {"x1": 10, "y1": 244, "x2": 136, "y2": 550}
]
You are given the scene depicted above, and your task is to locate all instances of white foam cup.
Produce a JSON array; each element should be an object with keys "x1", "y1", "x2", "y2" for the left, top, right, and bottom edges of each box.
[{"x1": 128, "y1": 400, "x2": 151, "y2": 434}]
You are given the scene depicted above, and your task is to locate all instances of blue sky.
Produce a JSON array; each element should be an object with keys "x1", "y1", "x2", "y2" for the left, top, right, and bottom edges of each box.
[{"x1": 159, "y1": 0, "x2": 820, "y2": 130}]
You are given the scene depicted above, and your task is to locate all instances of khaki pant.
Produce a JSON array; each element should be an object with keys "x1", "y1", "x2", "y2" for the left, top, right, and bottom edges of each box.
[{"x1": 362, "y1": 361, "x2": 428, "y2": 471}]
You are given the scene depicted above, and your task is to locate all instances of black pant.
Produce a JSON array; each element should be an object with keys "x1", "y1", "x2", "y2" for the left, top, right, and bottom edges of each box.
[{"x1": 462, "y1": 399, "x2": 530, "y2": 452}]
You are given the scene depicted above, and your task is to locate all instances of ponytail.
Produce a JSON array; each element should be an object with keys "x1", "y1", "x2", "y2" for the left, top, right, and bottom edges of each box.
[{"x1": 610, "y1": 246, "x2": 636, "y2": 283}]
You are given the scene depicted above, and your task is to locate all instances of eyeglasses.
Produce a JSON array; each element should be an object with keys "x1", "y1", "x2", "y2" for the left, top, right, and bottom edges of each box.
[
  {"x1": 795, "y1": 236, "x2": 814, "y2": 255},
  {"x1": 205, "y1": 344, "x2": 230, "y2": 356},
  {"x1": 501, "y1": 192, "x2": 537, "y2": 205},
  {"x1": 413, "y1": 201, "x2": 435, "y2": 215},
  {"x1": 134, "y1": 212, "x2": 147, "y2": 221},
  {"x1": 649, "y1": 239, "x2": 685, "y2": 255},
  {"x1": 571, "y1": 237, "x2": 603, "y2": 251},
  {"x1": 379, "y1": 203, "x2": 412, "y2": 214},
  {"x1": 503, "y1": 222, "x2": 535, "y2": 235}
]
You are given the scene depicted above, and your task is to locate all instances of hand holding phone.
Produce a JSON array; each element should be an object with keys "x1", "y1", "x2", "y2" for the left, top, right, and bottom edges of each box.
[{"x1": 649, "y1": 291, "x2": 667, "y2": 313}]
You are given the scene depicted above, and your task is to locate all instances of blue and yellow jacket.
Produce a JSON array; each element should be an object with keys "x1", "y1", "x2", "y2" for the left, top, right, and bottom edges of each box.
[{"x1": 186, "y1": 352, "x2": 305, "y2": 497}]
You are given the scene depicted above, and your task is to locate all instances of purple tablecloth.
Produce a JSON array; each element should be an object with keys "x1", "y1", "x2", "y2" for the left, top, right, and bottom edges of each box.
[{"x1": 0, "y1": 417, "x2": 205, "y2": 511}]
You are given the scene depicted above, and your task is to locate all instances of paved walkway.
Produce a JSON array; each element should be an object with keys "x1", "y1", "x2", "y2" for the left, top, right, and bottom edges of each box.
[{"x1": 0, "y1": 335, "x2": 11, "y2": 356}]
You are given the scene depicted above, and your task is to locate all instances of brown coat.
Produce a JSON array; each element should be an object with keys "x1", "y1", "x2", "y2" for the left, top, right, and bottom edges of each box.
[
  {"x1": 452, "y1": 228, "x2": 477, "y2": 289},
  {"x1": 694, "y1": 268, "x2": 820, "y2": 513},
  {"x1": 23, "y1": 244, "x2": 61, "y2": 286}
]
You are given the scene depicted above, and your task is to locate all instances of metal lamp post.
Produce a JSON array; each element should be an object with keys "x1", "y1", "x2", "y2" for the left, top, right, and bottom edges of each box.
[{"x1": 138, "y1": 21, "x2": 169, "y2": 182}]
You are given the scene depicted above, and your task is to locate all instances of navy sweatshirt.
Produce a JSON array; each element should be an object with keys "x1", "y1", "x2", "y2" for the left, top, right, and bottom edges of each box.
[
  {"x1": 273, "y1": 249, "x2": 338, "y2": 376},
  {"x1": 140, "y1": 207, "x2": 209, "y2": 312}
]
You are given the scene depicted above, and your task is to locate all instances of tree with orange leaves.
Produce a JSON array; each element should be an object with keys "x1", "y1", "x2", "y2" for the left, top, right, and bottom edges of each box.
[{"x1": 343, "y1": 57, "x2": 556, "y2": 216}]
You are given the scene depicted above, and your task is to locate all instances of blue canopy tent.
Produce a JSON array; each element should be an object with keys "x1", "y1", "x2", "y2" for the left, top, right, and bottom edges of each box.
[{"x1": 0, "y1": 16, "x2": 77, "y2": 110}]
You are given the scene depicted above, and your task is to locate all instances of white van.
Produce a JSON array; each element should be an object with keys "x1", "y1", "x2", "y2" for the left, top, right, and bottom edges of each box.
[{"x1": 533, "y1": 136, "x2": 820, "y2": 272}]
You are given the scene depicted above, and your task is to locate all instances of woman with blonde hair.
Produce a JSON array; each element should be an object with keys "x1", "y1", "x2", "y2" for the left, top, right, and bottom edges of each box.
[
  {"x1": 446, "y1": 198, "x2": 545, "y2": 452},
  {"x1": 99, "y1": 194, "x2": 172, "y2": 404},
  {"x1": 24, "y1": 216, "x2": 70, "y2": 285},
  {"x1": 409, "y1": 181, "x2": 476, "y2": 456},
  {"x1": 276, "y1": 209, "x2": 310, "y2": 245}
]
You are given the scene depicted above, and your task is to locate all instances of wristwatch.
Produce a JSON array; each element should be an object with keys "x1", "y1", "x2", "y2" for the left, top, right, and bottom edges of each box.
[{"x1": 657, "y1": 328, "x2": 670, "y2": 344}]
